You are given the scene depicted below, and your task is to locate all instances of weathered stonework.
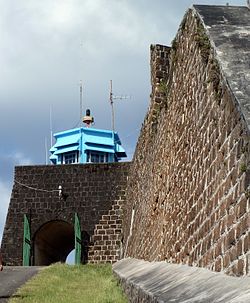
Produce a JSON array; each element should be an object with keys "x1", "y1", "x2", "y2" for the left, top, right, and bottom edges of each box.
[
  {"x1": 1, "y1": 4, "x2": 249, "y2": 282},
  {"x1": 88, "y1": 199, "x2": 124, "y2": 263},
  {"x1": 123, "y1": 7, "x2": 250, "y2": 277},
  {"x1": 1, "y1": 163, "x2": 130, "y2": 265}
]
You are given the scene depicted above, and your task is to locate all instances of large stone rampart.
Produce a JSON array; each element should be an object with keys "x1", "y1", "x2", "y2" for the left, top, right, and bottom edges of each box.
[
  {"x1": 1, "y1": 5, "x2": 249, "y2": 281},
  {"x1": 123, "y1": 7, "x2": 250, "y2": 277}
]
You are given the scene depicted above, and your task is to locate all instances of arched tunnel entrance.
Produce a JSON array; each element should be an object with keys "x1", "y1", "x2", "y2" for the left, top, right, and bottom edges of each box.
[{"x1": 33, "y1": 220, "x2": 74, "y2": 266}]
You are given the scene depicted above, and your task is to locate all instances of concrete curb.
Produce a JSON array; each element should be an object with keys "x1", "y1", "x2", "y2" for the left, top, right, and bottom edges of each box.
[{"x1": 113, "y1": 258, "x2": 250, "y2": 303}]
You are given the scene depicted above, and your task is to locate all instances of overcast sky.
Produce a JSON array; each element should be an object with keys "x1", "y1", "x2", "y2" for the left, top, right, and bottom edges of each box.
[{"x1": 0, "y1": 0, "x2": 246, "y2": 244}]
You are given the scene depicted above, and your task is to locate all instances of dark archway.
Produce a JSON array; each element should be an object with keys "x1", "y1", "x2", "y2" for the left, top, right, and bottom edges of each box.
[{"x1": 33, "y1": 220, "x2": 74, "y2": 266}]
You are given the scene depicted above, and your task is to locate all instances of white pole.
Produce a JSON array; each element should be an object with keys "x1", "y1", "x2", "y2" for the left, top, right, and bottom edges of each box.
[
  {"x1": 110, "y1": 80, "x2": 115, "y2": 132},
  {"x1": 45, "y1": 137, "x2": 48, "y2": 165},
  {"x1": 80, "y1": 80, "x2": 83, "y2": 127},
  {"x1": 50, "y1": 105, "x2": 53, "y2": 148}
]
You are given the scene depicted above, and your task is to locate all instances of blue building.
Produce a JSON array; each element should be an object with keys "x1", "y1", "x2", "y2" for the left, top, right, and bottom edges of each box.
[{"x1": 49, "y1": 112, "x2": 127, "y2": 164}]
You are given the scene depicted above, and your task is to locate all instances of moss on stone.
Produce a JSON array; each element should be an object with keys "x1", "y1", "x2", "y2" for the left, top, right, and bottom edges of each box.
[
  {"x1": 240, "y1": 163, "x2": 247, "y2": 173},
  {"x1": 171, "y1": 38, "x2": 179, "y2": 65},
  {"x1": 209, "y1": 59, "x2": 223, "y2": 104},
  {"x1": 195, "y1": 21, "x2": 211, "y2": 64},
  {"x1": 159, "y1": 80, "x2": 169, "y2": 95}
]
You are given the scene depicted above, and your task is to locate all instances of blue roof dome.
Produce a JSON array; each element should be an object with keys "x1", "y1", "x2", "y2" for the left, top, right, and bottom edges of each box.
[{"x1": 50, "y1": 126, "x2": 126, "y2": 165}]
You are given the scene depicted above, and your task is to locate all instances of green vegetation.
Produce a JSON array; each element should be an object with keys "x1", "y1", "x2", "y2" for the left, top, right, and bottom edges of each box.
[
  {"x1": 194, "y1": 16, "x2": 223, "y2": 104},
  {"x1": 10, "y1": 263, "x2": 127, "y2": 303},
  {"x1": 195, "y1": 21, "x2": 211, "y2": 64},
  {"x1": 240, "y1": 163, "x2": 247, "y2": 173},
  {"x1": 245, "y1": 188, "x2": 250, "y2": 199},
  {"x1": 171, "y1": 37, "x2": 179, "y2": 65},
  {"x1": 159, "y1": 80, "x2": 169, "y2": 95},
  {"x1": 208, "y1": 59, "x2": 223, "y2": 104}
]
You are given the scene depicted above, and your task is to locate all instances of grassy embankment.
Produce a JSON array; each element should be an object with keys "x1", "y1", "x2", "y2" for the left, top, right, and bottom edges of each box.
[{"x1": 10, "y1": 263, "x2": 127, "y2": 303}]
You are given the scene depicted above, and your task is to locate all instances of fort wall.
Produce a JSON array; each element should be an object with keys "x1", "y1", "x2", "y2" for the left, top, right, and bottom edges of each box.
[
  {"x1": 123, "y1": 9, "x2": 250, "y2": 276},
  {"x1": 1, "y1": 5, "x2": 249, "y2": 279}
]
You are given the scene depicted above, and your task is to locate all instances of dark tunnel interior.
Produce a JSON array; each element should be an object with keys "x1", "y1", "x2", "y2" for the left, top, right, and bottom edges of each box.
[{"x1": 33, "y1": 220, "x2": 74, "y2": 266}]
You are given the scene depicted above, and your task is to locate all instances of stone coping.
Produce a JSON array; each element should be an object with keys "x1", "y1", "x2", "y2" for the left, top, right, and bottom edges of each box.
[{"x1": 113, "y1": 258, "x2": 250, "y2": 302}]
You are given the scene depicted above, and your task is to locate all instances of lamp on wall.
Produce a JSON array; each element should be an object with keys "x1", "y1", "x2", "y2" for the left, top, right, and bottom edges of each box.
[{"x1": 58, "y1": 185, "x2": 68, "y2": 201}]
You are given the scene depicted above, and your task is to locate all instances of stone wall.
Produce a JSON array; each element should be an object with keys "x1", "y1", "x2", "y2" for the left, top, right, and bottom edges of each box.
[
  {"x1": 123, "y1": 9, "x2": 250, "y2": 276},
  {"x1": 88, "y1": 199, "x2": 124, "y2": 263},
  {"x1": 1, "y1": 162, "x2": 130, "y2": 265}
]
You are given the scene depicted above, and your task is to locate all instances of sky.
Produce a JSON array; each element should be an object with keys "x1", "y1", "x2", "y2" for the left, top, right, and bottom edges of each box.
[{"x1": 0, "y1": 0, "x2": 247, "y2": 249}]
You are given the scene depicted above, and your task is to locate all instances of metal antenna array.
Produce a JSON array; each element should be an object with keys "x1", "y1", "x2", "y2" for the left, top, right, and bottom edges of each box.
[
  {"x1": 109, "y1": 80, "x2": 130, "y2": 131},
  {"x1": 50, "y1": 105, "x2": 53, "y2": 148},
  {"x1": 79, "y1": 80, "x2": 83, "y2": 127}
]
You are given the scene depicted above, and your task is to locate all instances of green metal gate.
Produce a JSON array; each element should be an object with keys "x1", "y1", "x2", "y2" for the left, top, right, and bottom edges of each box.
[
  {"x1": 74, "y1": 213, "x2": 81, "y2": 265},
  {"x1": 22, "y1": 214, "x2": 31, "y2": 266}
]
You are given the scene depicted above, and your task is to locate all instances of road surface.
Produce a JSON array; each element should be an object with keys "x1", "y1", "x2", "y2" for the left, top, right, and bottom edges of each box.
[{"x1": 0, "y1": 266, "x2": 41, "y2": 302}]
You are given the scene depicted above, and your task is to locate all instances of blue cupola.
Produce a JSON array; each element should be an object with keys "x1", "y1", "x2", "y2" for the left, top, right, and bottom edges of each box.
[{"x1": 50, "y1": 110, "x2": 126, "y2": 165}]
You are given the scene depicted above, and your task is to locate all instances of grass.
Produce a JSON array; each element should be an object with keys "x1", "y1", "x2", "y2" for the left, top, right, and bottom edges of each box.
[{"x1": 10, "y1": 263, "x2": 128, "y2": 303}]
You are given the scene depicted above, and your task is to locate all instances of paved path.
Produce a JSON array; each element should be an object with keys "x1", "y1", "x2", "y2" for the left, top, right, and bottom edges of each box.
[
  {"x1": 0, "y1": 267, "x2": 41, "y2": 302},
  {"x1": 113, "y1": 258, "x2": 250, "y2": 303}
]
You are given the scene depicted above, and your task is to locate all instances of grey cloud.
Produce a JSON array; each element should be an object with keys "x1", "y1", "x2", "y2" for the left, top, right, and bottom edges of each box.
[{"x1": 0, "y1": 0, "x2": 246, "y2": 239}]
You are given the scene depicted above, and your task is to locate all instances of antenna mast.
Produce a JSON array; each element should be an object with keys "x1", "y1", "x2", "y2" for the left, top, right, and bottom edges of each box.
[
  {"x1": 109, "y1": 80, "x2": 115, "y2": 131},
  {"x1": 50, "y1": 105, "x2": 53, "y2": 148},
  {"x1": 79, "y1": 80, "x2": 83, "y2": 126},
  {"x1": 45, "y1": 137, "x2": 48, "y2": 165},
  {"x1": 109, "y1": 80, "x2": 130, "y2": 132}
]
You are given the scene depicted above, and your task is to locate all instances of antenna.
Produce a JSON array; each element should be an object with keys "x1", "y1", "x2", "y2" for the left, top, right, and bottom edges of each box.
[
  {"x1": 79, "y1": 80, "x2": 83, "y2": 126},
  {"x1": 50, "y1": 105, "x2": 53, "y2": 148},
  {"x1": 109, "y1": 80, "x2": 130, "y2": 131},
  {"x1": 109, "y1": 80, "x2": 115, "y2": 132},
  {"x1": 78, "y1": 40, "x2": 84, "y2": 127},
  {"x1": 45, "y1": 137, "x2": 48, "y2": 165}
]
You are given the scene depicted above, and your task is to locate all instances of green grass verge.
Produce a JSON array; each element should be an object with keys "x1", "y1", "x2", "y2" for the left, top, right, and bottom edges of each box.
[{"x1": 10, "y1": 263, "x2": 127, "y2": 303}]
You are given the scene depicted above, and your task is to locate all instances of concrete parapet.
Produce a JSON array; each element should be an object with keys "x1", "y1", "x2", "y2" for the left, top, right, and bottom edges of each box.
[{"x1": 113, "y1": 258, "x2": 250, "y2": 302}]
